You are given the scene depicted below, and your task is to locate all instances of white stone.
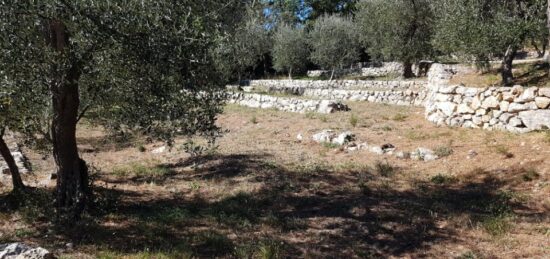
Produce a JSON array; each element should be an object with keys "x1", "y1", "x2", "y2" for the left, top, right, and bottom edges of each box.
[
  {"x1": 508, "y1": 103, "x2": 528, "y2": 113},
  {"x1": 499, "y1": 113, "x2": 513, "y2": 123},
  {"x1": 457, "y1": 103, "x2": 474, "y2": 114},
  {"x1": 535, "y1": 97, "x2": 550, "y2": 109},
  {"x1": 499, "y1": 101, "x2": 510, "y2": 112},
  {"x1": 332, "y1": 132, "x2": 355, "y2": 145},
  {"x1": 151, "y1": 146, "x2": 166, "y2": 154},
  {"x1": 437, "y1": 102, "x2": 457, "y2": 116},
  {"x1": 0, "y1": 243, "x2": 52, "y2": 259},
  {"x1": 515, "y1": 87, "x2": 537, "y2": 103},
  {"x1": 368, "y1": 146, "x2": 384, "y2": 155},
  {"x1": 518, "y1": 110, "x2": 550, "y2": 130},
  {"x1": 508, "y1": 117, "x2": 523, "y2": 127},
  {"x1": 539, "y1": 88, "x2": 550, "y2": 98},
  {"x1": 312, "y1": 130, "x2": 336, "y2": 143},
  {"x1": 481, "y1": 96, "x2": 499, "y2": 109},
  {"x1": 471, "y1": 96, "x2": 482, "y2": 110}
]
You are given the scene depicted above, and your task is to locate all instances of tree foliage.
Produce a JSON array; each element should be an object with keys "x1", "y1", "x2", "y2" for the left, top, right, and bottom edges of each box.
[
  {"x1": 272, "y1": 25, "x2": 310, "y2": 78},
  {"x1": 432, "y1": 0, "x2": 547, "y2": 84},
  {"x1": 212, "y1": 8, "x2": 272, "y2": 82},
  {"x1": 309, "y1": 14, "x2": 361, "y2": 79},
  {"x1": 356, "y1": 0, "x2": 434, "y2": 77},
  {"x1": 0, "y1": 0, "x2": 231, "y2": 220}
]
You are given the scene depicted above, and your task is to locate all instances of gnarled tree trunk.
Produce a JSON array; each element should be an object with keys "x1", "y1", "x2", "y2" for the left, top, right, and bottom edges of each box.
[
  {"x1": 0, "y1": 128, "x2": 25, "y2": 192},
  {"x1": 47, "y1": 20, "x2": 89, "y2": 221},
  {"x1": 501, "y1": 45, "x2": 517, "y2": 86}
]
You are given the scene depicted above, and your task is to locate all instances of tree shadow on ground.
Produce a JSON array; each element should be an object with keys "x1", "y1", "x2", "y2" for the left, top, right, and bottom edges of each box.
[{"x1": 0, "y1": 154, "x2": 544, "y2": 258}]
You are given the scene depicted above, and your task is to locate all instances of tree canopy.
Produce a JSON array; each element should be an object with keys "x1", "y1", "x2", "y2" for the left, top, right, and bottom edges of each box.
[
  {"x1": 309, "y1": 14, "x2": 361, "y2": 79},
  {"x1": 272, "y1": 25, "x2": 310, "y2": 79},
  {"x1": 356, "y1": 0, "x2": 434, "y2": 77},
  {"x1": 0, "y1": 0, "x2": 232, "y2": 220}
]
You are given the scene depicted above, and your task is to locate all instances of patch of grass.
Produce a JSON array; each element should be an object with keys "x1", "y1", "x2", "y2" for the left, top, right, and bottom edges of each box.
[
  {"x1": 381, "y1": 125, "x2": 393, "y2": 132},
  {"x1": 318, "y1": 115, "x2": 328, "y2": 123},
  {"x1": 522, "y1": 168, "x2": 540, "y2": 182},
  {"x1": 544, "y1": 130, "x2": 550, "y2": 143},
  {"x1": 305, "y1": 112, "x2": 316, "y2": 119},
  {"x1": 322, "y1": 142, "x2": 340, "y2": 149},
  {"x1": 494, "y1": 145, "x2": 514, "y2": 158},
  {"x1": 481, "y1": 215, "x2": 511, "y2": 236},
  {"x1": 112, "y1": 162, "x2": 174, "y2": 178},
  {"x1": 392, "y1": 113, "x2": 408, "y2": 122},
  {"x1": 434, "y1": 146, "x2": 453, "y2": 158},
  {"x1": 430, "y1": 174, "x2": 458, "y2": 185},
  {"x1": 374, "y1": 160, "x2": 395, "y2": 177},
  {"x1": 137, "y1": 145, "x2": 146, "y2": 152},
  {"x1": 189, "y1": 181, "x2": 201, "y2": 191},
  {"x1": 250, "y1": 116, "x2": 258, "y2": 124},
  {"x1": 456, "y1": 251, "x2": 481, "y2": 259},
  {"x1": 14, "y1": 228, "x2": 35, "y2": 238},
  {"x1": 256, "y1": 239, "x2": 283, "y2": 259},
  {"x1": 405, "y1": 130, "x2": 430, "y2": 141},
  {"x1": 349, "y1": 113, "x2": 359, "y2": 128}
]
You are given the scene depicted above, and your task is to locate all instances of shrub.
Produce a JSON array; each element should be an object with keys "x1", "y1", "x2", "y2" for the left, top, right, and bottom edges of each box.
[
  {"x1": 375, "y1": 160, "x2": 395, "y2": 177},
  {"x1": 434, "y1": 146, "x2": 453, "y2": 158},
  {"x1": 349, "y1": 114, "x2": 359, "y2": 128}
]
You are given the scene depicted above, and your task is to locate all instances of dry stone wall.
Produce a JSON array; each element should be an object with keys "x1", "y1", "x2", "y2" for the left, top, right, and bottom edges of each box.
[
  {"x1": 425, "y1": 64, "x2": 550, "y2": 133},
  {"x1": 227, "y1": 92, "x2": 349, "y2": 114},
  {"x1": 229, "y1": 63, "x2": 550, "y2": 133}
]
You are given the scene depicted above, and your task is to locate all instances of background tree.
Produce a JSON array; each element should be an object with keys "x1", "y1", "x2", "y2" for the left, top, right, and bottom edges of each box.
[
  {"x1": 0, "y1": 1, "x2": 230, "y2": 221},
  {"x1": 212, "y1": 10, "x2": 272, "y2": 82},
  {"x1": 356, "y1": 0, "x2": 434, "y2": 78},
  {"x1": 309, "y1": 14, "x2": 361, "y2": 80},
  {"x1": 433, "y1": 0, "x2": 547, "y2": 85},
  {"x1": 272, "y1": 25, "x2": 310, "y2": 79},
  {"x1": 305, "y1": 0, "x2": 358, "y2": 21}
]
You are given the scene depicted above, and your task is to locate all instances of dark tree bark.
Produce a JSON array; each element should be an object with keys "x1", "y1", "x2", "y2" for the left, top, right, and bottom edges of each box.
[
  {"x1": 403, "y1": 61, "x2": 414, "y2": 78},
  {"x1": 47, "y1": 20, "x2": 89, "y2": 221},
  {"x1": 0, "y1": 128, "x2": 25, "y2": 192},
  {"x1": 501, "y1": 45, "x2": 517, "y2": 86}
]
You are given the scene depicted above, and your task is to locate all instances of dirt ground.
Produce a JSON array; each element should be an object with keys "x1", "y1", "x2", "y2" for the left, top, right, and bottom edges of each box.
[{"x1": 1, "y1": 102, "x2": 549, "y2": 258}]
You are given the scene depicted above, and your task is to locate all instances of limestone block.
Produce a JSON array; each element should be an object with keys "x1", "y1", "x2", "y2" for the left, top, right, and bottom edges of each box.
[
  {"x1": 518, "y1": 110, "x2": 550, "y2": 130},
  {"x1": 535, "y1": 97, "x2": 550, "y2": 109}
]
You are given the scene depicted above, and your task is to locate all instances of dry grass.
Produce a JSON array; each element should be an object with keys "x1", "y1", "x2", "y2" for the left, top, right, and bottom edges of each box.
[{"x1": 0, "y1": 102, "x2": 549, "y2": 258}]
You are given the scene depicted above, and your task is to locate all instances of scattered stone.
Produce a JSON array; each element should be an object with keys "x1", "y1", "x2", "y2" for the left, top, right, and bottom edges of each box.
[
  {"x1": 395, "y1": 151, "x2": 410, "y2": 159},
  {"x1": 0, "y1": 243, "x2": 54, "y2": 259},
  {"x1": 241, "y1": 86, "x2": 255, "y2": 92},
  {"x1": 467, "y1": 150, "x2": 478, "y2": 159},
  {"x1": 296, "y1": 133, "x2": 303, "y2": 142},
  {"x1": 151, "y1": 146, "x2": 166, "y2": 154},
  {"x1": 411, "y1": 148, "x2": 439, "y2": 162},
  {"x1": 333, "y1": 132, "x2": 355, "y2": 146},
  {"x1": 317, "y1": 101, "x2": 350, "y2": 114},
  {"x1": 381, "y1": 143, "x2": 396, "y2": 153},
  {"x1": 368, "y1": 146, "x2": 384, "y2": 155},
  {"x1": 312, "y1": 130, "x2": 336, "y2": 143}
]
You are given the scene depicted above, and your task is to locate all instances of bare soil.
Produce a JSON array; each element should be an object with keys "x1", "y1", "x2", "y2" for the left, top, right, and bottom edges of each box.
[{"x1": 0, "y1": 102, "x2": 549, "y2": 258}]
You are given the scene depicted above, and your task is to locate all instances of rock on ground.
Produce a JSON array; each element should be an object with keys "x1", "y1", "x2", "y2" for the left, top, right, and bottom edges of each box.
[{"x1": 0, "y1": 243, "x2": 54, "y2": 259}]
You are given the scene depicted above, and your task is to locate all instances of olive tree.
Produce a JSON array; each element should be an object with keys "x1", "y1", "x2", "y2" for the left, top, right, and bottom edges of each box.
[
  {"x1": 0, "y1": 1, "x2": 229, "y2": 221},
  {"x1": 433, "y1": 0, "x2": 547, "y2": 85},
  {"x1": 272, "y1": 25, "x2": 310, "y2": 79},
  {"x1": 309, "y1": 15, "x2": 361, "y2": 80},
  {"x1": 356, "y1": 0, "x2": 434, "y2": 78},
  {"x1": 212, "y1": 16, "x2": 272, "y2": 82}
]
